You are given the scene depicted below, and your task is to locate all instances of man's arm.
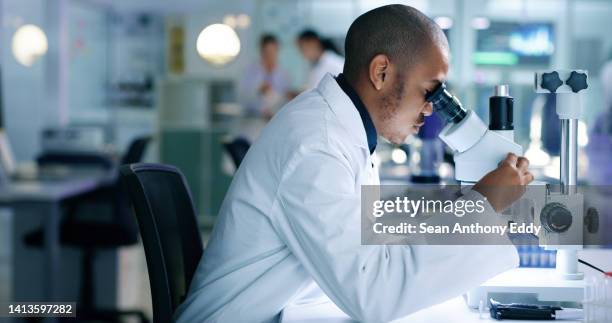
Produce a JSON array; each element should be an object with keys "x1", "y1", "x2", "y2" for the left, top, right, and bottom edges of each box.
[{"x1": 271, "y1": 148, "x2": 518, "y2": 322}]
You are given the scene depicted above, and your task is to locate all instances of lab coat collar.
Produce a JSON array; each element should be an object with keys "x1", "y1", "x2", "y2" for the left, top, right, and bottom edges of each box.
[
  {"x1": 335, "y1": 73, "x2": 377, "y2": 154},
  {"x1": 317, "y1": 74, "x2": 370, "y2": 152}
]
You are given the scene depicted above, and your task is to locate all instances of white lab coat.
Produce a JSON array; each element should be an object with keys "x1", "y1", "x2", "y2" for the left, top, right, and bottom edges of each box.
[
  {"x1": 174, "y1": 74, "x2": 519, "y2": 323},
  {"x1": 305, "y1": 50, "x2": 344, "y2": 89}
]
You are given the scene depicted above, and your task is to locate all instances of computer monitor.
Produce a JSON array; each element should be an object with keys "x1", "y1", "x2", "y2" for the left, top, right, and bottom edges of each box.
[{"x1": 474, "y1": 21, "x2": 555, "y2": 67}]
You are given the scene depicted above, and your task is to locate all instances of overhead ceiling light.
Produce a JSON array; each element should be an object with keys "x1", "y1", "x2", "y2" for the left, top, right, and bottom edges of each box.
[
  {"x1": 434, "y1": 16, "x2": 453, "y2": 30},
  {"x1": 196, "y1": 23, "x2": 241, "y2": 66},
  {"x1": 236, "y1": 14, "x2": 251, "y2": 29},
  {"x1": 12, "y1": 24, "x2": 48, "y2": 67},
  {"x1": 223, "y1": 15, "x2": 237, "y2": 28},
  {"x1": 471, "y1": 17, "x2": 491, "y2": 30}
]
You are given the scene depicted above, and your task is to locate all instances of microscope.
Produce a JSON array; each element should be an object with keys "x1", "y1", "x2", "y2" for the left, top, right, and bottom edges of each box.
[
  {"x1": 426, "y1": 70, "x2": 591, "y2": 307},
  {"x1": 427, "y1": 83, "x2": 522, "y2": 183}
]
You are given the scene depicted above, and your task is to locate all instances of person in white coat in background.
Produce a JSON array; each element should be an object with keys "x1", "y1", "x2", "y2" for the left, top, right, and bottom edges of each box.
[
  {"x1": 239, "y1": 34, "x2": 291, "y2": 120},
  {"x1": 297, "y1": 29, "x2": 345, "y2": 89},
  {"x1": 237, "y1": 34, "x2": 291, "y2": 141},
  {"x1": 175, "y1": 5, "x2": 533, "y2": 323}
]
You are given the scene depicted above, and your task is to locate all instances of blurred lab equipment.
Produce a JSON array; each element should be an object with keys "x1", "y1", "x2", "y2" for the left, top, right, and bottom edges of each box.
[
  {"x1": 41, "y1": 126, "x2": 108, "y2": 153},
  {"x1": 109, "y1": 74, "x2": 155, "y2": 108},
  {"x1": 474, "y1": 21, "x2": 555, "y2": 67},
  {"x1": 524, "y1": 93, "x2": 558, "y2": 171},
  {"x1": 409, "y1": 114, "x2": 444, "y2": 183},
  {"x1": 586, "y1": 60, "x2": 612, "y2": 185},
  {"x1": 516, "y1": 244, "x2": 556, "y2": 268},
  {"x1": 1, "y1": 126, "x2": 114, "y2": 182},
  {"x1": 33, "y1": 126, "x2": 115, "y2": 178},
  {"x1": 583, "y1": 272, "x2": 612, "y2": 322}
]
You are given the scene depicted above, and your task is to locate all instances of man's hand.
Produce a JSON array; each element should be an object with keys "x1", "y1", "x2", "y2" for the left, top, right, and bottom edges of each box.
[
  {"x1": 259, "y1": 82, "x2": 272, "y2": 94},
  {"x1": 473, "y1": 153, "x2": 534, "y2": 213}
]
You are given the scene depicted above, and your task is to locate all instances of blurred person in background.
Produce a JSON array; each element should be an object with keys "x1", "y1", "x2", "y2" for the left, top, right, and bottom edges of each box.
[
  {"x1": 296, "y1": 29, "x2": 344, "y2": 89},
  {"x1": 239, "y1": 34, "x2": 291, "y2": 120},
  {"x1": 237, "y1": 34, "x2": 291, "y2": 142},
  {"x1": 586, "y1": 59, "x2": 612, "y2": 184}
]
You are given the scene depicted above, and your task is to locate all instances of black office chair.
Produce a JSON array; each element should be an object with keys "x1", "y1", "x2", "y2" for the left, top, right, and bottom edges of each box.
[
  {"x1": 119, "y1": 163, "x2": 203, "y2": 323},
  {"x1": 222, "y1": 137, "x2": 251, "y2": 168},
  {"x1": 24, "y1": 136, "x2": 152, "y2": 322}
]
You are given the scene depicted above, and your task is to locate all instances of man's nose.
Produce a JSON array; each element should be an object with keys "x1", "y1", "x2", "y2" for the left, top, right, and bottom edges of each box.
[{"x1": 423, "y1": 102, "x2": 433, "y2": 117}]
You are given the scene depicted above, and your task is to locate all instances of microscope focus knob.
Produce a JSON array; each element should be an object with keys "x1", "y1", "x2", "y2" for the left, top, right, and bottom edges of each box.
[
  {"x1": 565, "y1": 71, "x2": 588, "y2": 93},
  {"x1": 540, "y1": 71, "x2": 563, "y2": 93},
  {"x1": 585, "y1": 207, "x2": 599, "y2": 233},
  {"x1": 541, "y1": 202, "x2": 572, "y2": 233}
]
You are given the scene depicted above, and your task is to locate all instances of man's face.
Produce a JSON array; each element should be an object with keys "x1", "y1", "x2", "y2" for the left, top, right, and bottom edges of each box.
[
  {"x1": 261, "y1": 42, "x2": 279, "y2": 66},
  {"x1": 297, "y1": 39, "x2": 321, "y2": 63},
  {"x1": 376, "y1": 45, "x2": 449, "y2": 144}
]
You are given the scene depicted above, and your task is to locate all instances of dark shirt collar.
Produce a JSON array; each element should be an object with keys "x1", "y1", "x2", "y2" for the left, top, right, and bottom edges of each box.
[{"x1": 335, "y1": 73, "x2": 377, "y2": 154}]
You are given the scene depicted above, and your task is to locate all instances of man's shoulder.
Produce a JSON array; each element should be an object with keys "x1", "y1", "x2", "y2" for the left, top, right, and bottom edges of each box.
[
  {"x1": 256, "y1": 88, "x2": 352, "y2": 160},
  {"x1": 283, "y1": 88, "x2": 327, "y2": 113},
  {"x1": 268, "y1": 89, "x2": 330, "y2": 144}
]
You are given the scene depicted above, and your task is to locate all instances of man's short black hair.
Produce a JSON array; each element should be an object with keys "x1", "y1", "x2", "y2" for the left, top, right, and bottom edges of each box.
[
  {"x1": 297, "y1": 29, "x2": 321, "y2": 42},
  {"x1": 343, "y1": 5, "x2": 448, "y2": 82},
  {"x1": 260, "y1": 33, "x2": 279, "y2": 49}
]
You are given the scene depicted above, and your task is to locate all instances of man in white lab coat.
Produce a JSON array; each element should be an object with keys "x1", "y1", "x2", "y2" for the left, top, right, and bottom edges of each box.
[{"x1": 175, "y1": 5, "x2": 533, "y2": 323}]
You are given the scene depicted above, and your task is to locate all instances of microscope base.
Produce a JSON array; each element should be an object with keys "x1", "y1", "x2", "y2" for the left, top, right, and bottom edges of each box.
[{"x1": 465, "y1": 268, "x2": 584, "y2": 309}]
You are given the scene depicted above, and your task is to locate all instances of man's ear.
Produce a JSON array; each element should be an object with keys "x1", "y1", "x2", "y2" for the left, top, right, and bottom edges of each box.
[{"x1": 369, "y1": 54, "x2": 390, "y2": 91}]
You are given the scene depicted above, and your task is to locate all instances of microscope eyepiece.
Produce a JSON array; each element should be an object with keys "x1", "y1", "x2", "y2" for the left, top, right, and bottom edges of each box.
[{"x1": 425, "y1": 83, "x2": 467, "y2": 124}]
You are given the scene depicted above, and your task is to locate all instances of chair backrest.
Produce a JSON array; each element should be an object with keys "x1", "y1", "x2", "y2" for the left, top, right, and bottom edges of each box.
[
  {"x1": 114, "y1": 136, "x2": 152, "y2": 232},
  {"x1": 223, "y1": 137, "x2": 251, "y2": 168},
  {"x1": 121, "y1": 136, "x2": 152, "y2": 165},
  {"x1": 120, "y1": 163, "x2": 203, "y2": 322}
]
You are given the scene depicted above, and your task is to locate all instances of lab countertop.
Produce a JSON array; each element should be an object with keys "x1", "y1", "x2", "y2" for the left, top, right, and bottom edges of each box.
[
  {"x1": 0, "y1": 168, "x2": 115, "y2": 202},
  {"x1": 280, "y1": 296, "x2": 581, "y2": 323},
  {"x1": 279, "y1": 227, "x2": 610, "y2": 323}
]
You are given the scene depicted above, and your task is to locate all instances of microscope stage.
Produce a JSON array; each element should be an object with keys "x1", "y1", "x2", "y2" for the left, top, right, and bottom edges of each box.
[{"x1": 465, "y1": 268, "x2": 584, "y2": 309}]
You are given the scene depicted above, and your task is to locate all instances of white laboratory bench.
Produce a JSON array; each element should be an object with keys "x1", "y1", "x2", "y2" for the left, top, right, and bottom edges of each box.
[
  {"x1": 280, "y1": 295, "x2": 580, "y2": 323},
  {"x1": 281, "y1": 249, "x2": 612, "y2": 322}
]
